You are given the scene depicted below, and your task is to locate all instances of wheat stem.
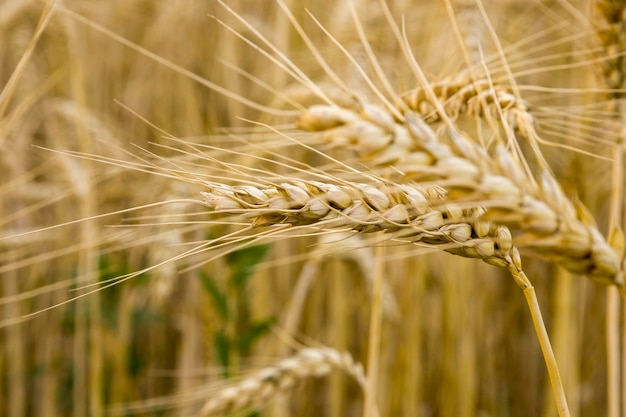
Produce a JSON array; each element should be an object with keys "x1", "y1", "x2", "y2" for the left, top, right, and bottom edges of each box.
[
  {"x1": 364, "y1": 245, "x2": 384, "y2": 417},
  {"x1": 509, "y1": 266, "x2": 571, "y2": 417},
  {"x1": 593, "y1": 2, "x2": 626, "y2": 415}
]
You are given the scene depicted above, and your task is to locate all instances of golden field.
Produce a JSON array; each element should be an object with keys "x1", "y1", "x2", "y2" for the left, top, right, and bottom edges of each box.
[{"x1": 1, "y1": 1, "x2": 625, "y2": 416}]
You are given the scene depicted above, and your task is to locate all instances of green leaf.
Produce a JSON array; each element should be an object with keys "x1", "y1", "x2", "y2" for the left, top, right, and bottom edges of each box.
[
  {"x1": 198, "y1": 272, "x2": 229, "y2": 320},
  {"x1": 237, "y1": 317, "x2": 276, "y2": 356},
  {"x1": 213, "y1": 331, "x2": 231, "y2": 377},
  {"x1": 225, "y1": 244, "x2": 271, "y2": 287}
]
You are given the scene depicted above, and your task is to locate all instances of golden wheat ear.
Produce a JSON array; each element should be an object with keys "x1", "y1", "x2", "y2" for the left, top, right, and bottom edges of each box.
[{"x1": 292, "y1": 101, "x2": 623, "y2": 286}]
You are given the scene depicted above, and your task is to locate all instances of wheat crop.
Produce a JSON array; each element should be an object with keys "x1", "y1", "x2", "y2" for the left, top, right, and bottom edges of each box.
[{"x1": 1, "y1": 1, "x2": 626, "y2": 417}]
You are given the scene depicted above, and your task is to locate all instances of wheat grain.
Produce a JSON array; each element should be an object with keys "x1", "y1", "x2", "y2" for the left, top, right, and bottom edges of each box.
[{"x1": 198, "y1": 347, "x2": 365, "y2": 416}]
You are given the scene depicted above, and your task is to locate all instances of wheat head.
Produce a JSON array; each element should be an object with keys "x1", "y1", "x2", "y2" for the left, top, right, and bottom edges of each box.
[
  {"x1": 199, "y1": 347, "x2": 365, "y2": 416},
  {"x1": 291, "y1": 102, "x2": 622, "y2": 285}
]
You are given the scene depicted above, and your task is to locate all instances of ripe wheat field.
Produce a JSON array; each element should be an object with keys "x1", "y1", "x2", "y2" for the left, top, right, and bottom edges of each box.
[{"x1": 1, "y1": 1, "x2": 626, "y2": 416}]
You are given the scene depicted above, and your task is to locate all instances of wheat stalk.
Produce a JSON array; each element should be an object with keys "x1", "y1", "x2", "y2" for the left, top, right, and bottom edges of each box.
[
  {"x1": 198, "y1": 347, "x2": 365, "y2": 416},
  {"x1": 592, "y1": 2, "x2": 626, "y2": 416}
]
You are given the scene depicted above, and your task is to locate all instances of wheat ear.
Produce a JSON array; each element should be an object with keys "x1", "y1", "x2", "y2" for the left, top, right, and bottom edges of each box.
[
  {"x1": 400, "y1": 77, "x2": 528, "y2": 124},
  {"x1": 399, "y1": 77, "x2": 559, "y2": 179},
  {"x1": 295, "y1": 104, "x2": 622, "y2": 285},
  {"x1": 594, "y1": 0, "x2": 626, "y2": 98},
  {"x1": 199, "y1": 347, "x2": 365, "y2": 416},
  {"x1": 201, "y1": 175, "x2": 574, "y2": 415},
  {"x1": 201, "y1": 179, "x2": 520, "y2": 268}
]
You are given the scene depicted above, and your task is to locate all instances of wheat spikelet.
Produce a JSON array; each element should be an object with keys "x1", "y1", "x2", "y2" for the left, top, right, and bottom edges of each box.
[{"x1": 199, "y1": 347, "x2": 365, "y2": 416}]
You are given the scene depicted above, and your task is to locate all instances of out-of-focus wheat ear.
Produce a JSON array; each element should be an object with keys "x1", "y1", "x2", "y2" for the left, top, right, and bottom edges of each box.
[
  {"x1": 446, "y1": 0, "x2": 487, "y2": 71},
  {"x1": 593, "y1": 0, "x2": 626, "y2": 99},
  {"x1": 399, "y1": 76, "x2": 548, "y2": 177},
  {"x1": 0, "y1": 0, "x2": 57, "y2": 118},
  {"x1": 199, "y1": 347, "x2": 365, "y2": 416},
  {"x1": 592, "y1": 0, "x2": 626, "y2": 278},
  {"x1": 400, "y1": 77, "x2": 528, "y2": 126}
]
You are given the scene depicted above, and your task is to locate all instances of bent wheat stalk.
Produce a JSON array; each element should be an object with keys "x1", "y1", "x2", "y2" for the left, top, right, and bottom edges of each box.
[{"x1": 508, "y1": 264, "x2": 571, "y2": 417}]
